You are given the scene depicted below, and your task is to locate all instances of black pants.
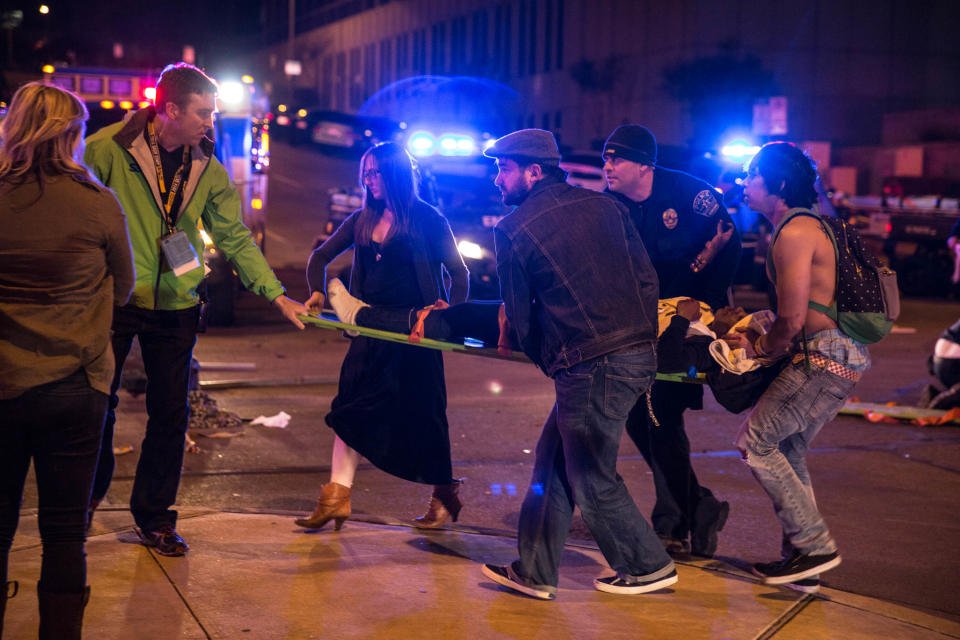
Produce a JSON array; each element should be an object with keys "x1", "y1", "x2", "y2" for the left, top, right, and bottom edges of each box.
[
  {"x1": 0, "y1": 370, "x2": 107, "y2": 593},
  {"x1": 355, "y1": 301, "x2": 502, "y2": 346},
  {"x1": 932, "y1": 356, "x2": 960, "y2": 390},
  {"x1": 92, "y1": 305, "x2": 199, "y2": 531},
  {"x1": 625, "y1": 380, "x2": 719, "y2": 541}
]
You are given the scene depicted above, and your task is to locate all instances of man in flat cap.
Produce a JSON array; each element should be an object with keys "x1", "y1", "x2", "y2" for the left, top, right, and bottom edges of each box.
[
  {"x1": 603, "y1": 124, "x2": 741, "y2": 559},
  {"x1": 479, "y1": 129, "x2": 677, "y2": 599}
]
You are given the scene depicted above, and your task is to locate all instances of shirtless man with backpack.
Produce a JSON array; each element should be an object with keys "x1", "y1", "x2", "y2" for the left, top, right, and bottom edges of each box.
[{"x1": 725, "y1": 142, "x2": 884, "y2": 592}]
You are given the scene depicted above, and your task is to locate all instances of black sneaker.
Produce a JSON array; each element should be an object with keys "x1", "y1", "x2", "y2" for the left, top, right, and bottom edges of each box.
[
  {"x1": 785, "y1": 577, "x2": 820, "y2": 594},
  {"x1": 691, "y1": 500, "x2": 729, "y2": 557},
  {"x1": 138, "y1": 526, "x2": 190, "y2": 557},
  {"x1": 753, "y1": 551, "x2": 840, "y2": 585},
  {"x1": 594, "y1": 568, "x2": 678, "y2": 595},
  {"x1": 481, "y1": 562, "x2": 556, "y2": 600}
]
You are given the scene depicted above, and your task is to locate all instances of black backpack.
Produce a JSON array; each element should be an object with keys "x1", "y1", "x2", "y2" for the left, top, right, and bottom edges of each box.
[{"x1": 770, "y1": 209, "x2": 900, "y2": 344}]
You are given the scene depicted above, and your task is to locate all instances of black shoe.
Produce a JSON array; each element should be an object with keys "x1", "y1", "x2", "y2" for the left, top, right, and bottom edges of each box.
[
  {"x1": 753, "y1": 551, "x2": 840, "y2": 585},
  {"x1": 594, "y1": 568, "x2": 678, "y2": 595},
  {"x1": 691, "y1": 500, "x2": 729, "y2": 557},
  {"x1": 785, "y1": 577, "x2": 820, "y2": 594},
  {"x1": 138, "y1": 525, "x2": 189, "y2": 557},
  {"x1": 481, "y1": 562, "x2": 556, "y2": 600}
]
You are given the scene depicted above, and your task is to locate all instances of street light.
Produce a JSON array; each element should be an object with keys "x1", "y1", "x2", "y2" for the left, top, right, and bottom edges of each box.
[{"x1": 39, "y1": 5, "x2": 50, "y2": 14}]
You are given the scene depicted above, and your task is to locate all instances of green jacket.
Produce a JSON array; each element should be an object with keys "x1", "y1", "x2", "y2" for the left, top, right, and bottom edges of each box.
[{"x1": 84, "y1": 108, "x2": 284, "y2": 310}]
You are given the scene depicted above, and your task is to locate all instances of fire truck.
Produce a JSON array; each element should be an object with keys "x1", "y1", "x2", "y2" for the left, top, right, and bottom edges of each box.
[{"x1": 42, "y1": 66, "x2": 270, "y2": 325}]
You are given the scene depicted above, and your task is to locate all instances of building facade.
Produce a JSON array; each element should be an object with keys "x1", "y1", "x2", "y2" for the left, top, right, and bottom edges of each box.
[{"x1": 255, "y1": 0, "x2": 960, "y2": 153}]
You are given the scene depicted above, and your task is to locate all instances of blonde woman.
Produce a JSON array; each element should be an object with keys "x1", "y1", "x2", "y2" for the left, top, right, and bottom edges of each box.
[{"x1": 0, "y1": 82, "x2": 134, "y2": 639}]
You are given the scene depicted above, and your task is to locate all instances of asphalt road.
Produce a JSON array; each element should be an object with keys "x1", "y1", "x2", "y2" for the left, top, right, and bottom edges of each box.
[{"x1": 19, "y1": 142, "x2": 960, "y2": 625}]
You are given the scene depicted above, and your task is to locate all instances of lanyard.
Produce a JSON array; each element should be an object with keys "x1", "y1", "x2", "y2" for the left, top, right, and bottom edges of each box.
[{"x1": 146, "y1": 119, "x2": 191, "y2": 233}]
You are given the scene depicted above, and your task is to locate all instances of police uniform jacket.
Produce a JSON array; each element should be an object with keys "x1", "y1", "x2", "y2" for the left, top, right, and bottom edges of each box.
[{"x1": 611, "y1": 166, "x2": 741, "y2": 310}]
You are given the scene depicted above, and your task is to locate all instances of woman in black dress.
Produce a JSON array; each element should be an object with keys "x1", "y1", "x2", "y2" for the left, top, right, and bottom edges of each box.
[{"x1": 295, "y1": 142, "x2": 469, "y2": 530}]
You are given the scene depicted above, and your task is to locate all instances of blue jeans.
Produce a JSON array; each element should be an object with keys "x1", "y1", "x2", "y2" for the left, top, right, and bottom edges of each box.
[
  {"x1": 735, "y1": 361, "x2": 857, "y2": 556},
  {"x1": 0, "y1": 369, "x2": 107, "y2": 593},
  {"x1": 93, "y1": 305, "x2": 199, "y2": 531},
  {"x1": 516, "y1": 345, "x2": 674, "y2": 587}
]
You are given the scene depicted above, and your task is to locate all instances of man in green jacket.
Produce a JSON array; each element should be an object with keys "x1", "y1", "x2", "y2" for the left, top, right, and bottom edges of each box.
[{"x1": 84, "y1": 63, "x2": 306, "y2": 556}]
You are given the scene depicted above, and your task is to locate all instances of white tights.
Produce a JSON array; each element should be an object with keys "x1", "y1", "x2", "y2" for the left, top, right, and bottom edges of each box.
[{"x1": 330, "y1": 435, "x2": 361, "y2": 488}]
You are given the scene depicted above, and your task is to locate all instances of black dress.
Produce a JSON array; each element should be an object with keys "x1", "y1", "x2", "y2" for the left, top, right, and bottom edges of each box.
[{"x1": 325, "y1": 236, "x2": 453, "y2": 485}]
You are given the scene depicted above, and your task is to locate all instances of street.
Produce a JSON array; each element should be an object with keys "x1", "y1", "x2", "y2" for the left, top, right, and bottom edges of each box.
[{"x1": 22, "y1": 141, "x2": 960, "y2": 625}]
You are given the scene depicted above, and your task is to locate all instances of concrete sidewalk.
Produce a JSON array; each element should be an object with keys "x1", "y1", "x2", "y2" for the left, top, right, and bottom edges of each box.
[{"x1": 6, "y1": 508, "x2": 958, "y2": 639}]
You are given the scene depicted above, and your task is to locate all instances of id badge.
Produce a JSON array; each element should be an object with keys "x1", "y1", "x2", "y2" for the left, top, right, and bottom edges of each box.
[{"x1": 160, "y1": 231, "x2": 201, "y2": 277}]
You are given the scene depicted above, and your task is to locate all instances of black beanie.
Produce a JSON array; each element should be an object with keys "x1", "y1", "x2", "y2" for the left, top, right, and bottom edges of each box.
[{"x1": 603, "y1": 125, "x2": 657, "y2": 166}]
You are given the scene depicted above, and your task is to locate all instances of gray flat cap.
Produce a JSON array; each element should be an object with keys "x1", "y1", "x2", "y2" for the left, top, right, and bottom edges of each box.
[{"x1": 483, "y1": 128, "x2": 561, "y2": 165}]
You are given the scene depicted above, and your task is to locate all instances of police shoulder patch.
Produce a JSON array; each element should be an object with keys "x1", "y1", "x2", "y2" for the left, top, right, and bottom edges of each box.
[{"x1": 693, "y1": 190, "x2": 719, "y2": 217}]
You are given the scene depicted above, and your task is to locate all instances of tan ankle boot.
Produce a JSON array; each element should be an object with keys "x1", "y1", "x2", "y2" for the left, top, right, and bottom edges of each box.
[
  {"x1": 294, "y1": 483, "x2": 351, "y2": 530},
  {"x1": 413, "y1": 479, "x2": 464, "y2": 529}
]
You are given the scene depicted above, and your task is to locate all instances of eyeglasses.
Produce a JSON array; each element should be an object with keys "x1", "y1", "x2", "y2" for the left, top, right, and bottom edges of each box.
[{"x1": 362, "y1": 169, "x2": 381, "y2": 181}]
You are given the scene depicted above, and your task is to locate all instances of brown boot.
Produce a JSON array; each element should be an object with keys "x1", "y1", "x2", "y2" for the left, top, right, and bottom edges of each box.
[
  {"x1": 294, "y1": 483, "x2": 351, "y2": 530},
  {"x1": 413, "y1": 479, "x2": 464, "y2": 529},
  {"x1": 38, "y1": 582, "x2": 89, "y2": 640}
]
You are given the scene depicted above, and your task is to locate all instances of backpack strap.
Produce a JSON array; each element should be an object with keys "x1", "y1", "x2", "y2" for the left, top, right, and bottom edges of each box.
[{"x1": 766, "y1": 208, "x2": 821, "y2": 284}]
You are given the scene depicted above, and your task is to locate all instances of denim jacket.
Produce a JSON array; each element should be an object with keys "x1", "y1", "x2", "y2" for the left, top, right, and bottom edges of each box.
[{"x1": 494, "y1": 177, "x2": 659, "y2": 377}]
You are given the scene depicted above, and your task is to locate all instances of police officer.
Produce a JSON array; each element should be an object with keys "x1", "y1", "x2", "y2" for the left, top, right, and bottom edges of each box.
[{"x1": 603, "y1": 125, "x2": 741, "y2": 557}]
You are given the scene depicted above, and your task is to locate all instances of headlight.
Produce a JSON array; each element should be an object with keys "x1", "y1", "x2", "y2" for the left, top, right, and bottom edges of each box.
[
  {"x1": 408, "y1": 132, "x2": 435, "y2": 157},
  {"x1": 457, "y1": 240, "x2": 484, "y2": 260},
  {"x1": 219, "y1": 82, "x2": 244, "y2": 106},
  {"x1": 438, "y1": 134, "x2": 475, "y2": 156},
  {"x1": 720, "y1": 140, "x2": 761, "y2": 160}
]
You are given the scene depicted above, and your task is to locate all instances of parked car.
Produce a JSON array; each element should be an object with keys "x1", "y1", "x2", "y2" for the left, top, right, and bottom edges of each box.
[
  {"x1": 559, "y1": 152, "x2": 605, "y2": 192},
  {"x1": 302, "y1": 109, "x2": 403, "y2": 152}
]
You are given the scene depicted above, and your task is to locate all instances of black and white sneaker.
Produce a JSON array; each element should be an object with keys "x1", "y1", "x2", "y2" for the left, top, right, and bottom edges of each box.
[
  {"x1": 785, "y1": 577, "x2": 820, "y2": 594},
  {"x1": 753, "y1": 551, "x2": 840, "y2": 585},
  {"x1": 482, "y1": 562, "x2": 556, "y2": 600},
  {"x1": 138, "y1": 526, "x2": 189, "y2": 557},
  {"x1": 594, "y1": 568, "x2": 678, "y2": 595}
]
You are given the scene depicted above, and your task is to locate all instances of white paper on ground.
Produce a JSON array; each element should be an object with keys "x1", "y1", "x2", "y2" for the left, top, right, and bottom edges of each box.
[{"x1": 250, "y1": 411, "x2": 292, "y2": 428}]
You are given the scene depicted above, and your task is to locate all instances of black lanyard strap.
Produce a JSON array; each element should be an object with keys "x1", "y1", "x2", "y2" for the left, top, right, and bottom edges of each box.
[{"x1": 147, "y1": 119, "x2": 191, "y2": 232}]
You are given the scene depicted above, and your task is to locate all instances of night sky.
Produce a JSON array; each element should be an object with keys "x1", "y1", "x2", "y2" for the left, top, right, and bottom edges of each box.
[{"x1": 2, "y1": 0, "x2": 264, "y2": 73}]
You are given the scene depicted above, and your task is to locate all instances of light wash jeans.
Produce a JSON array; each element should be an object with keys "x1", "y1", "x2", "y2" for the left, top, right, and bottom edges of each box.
[
  {"x1": 735, "y1": 357, "x2": 858, "y2": 556},
  {"x1": 515, "y1": 345, "x2": 674, "y2": 587}
]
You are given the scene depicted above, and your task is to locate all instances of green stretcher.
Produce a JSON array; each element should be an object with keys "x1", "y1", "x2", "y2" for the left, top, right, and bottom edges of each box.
[
  {"x1": 299, "y1": 314, "x2": 959, "y2": 421},
  {"x1": 298, "y1": 312, "x2": 704, "y2": 385},
  {"x1": 838, "y1": 401, "x2": 960, "y2": 425}
]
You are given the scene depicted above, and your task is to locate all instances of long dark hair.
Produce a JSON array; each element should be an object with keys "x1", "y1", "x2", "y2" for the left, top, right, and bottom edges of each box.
[
  {"x1": 749, "y1": 142, "x2": 818, "y2": 209},
  {"x1": 354, "y1": 142, "x2": 418, "y2": 245}
]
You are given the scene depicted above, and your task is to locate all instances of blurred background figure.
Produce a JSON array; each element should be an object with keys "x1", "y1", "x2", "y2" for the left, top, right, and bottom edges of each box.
[
  {"x1": 0, "y1": 82, "x2": 134, "y2": 639},
  {"x1": 923, "y1": 319, "x2": 960, "y2": 410}
]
